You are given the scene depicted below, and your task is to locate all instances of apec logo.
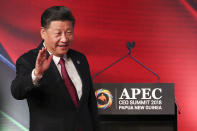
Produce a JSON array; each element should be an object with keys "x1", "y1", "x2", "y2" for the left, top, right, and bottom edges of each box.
[
  {"x1": 95, "y1": 89, "x2": 113, "y2": 110},
  {"x1": 118, "y1": 88, "x2": 163, "y2": 111},
  {"x1": 119, "y1": 88, "x2": 162, "y2": 100}
]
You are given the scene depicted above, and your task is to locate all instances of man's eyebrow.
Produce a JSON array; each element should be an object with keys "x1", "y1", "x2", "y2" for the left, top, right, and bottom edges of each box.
[
  {"x1": 53, "y1": 28, "x2": 61, "y2": 31},
  {"x1": 53, "y1": 28, "x2": 72, "y2": 31}
]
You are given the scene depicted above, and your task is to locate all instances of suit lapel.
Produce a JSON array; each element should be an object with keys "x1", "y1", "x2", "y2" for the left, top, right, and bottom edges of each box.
[
  {"x1": 68, "y1": 50, "x2": 86, "y2": 105},
  {"x1": 69, "y1": 55, "x2": 84, "y2": 86}
]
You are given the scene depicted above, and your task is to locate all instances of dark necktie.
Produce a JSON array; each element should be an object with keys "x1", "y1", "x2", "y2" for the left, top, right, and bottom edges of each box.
[{"x1": 59, "y1": 58, "x2": 79, "y2": 108}]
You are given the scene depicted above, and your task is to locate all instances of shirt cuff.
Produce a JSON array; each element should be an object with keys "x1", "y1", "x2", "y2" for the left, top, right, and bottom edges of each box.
[{"x1": 32, "y1": 69, "x2": 42, "y2": 86}]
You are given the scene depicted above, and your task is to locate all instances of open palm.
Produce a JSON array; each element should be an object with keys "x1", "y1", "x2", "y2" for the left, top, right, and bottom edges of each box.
[{"x1": 35, "y1": 47, "x2": 53, "y2": 76}]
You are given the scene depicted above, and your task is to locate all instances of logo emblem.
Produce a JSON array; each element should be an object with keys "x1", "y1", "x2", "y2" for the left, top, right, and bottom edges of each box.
[
  {"x1": 95, "y1": 89, "x2": 113, "y2": 109},
  {"x1": 77, "y1": 60, "x2": 80, "y2": 64}
]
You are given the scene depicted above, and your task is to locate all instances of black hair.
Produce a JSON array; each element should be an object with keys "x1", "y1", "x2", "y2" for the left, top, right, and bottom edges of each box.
[{"x1": 41, "y1": 6, "x2": 75, "y2": 28}]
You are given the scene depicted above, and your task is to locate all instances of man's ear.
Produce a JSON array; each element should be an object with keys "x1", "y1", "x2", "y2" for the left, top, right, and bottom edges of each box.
[{"x1": 40, "y1": 27, "x2": 46, "y2": 40}]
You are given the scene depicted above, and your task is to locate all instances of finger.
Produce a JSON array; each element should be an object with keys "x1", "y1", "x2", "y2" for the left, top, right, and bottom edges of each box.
[
  {"x1": 36, "y1": 50, "x2": 42, "y2": 64},
  {"x1": 39, "y1": 47, "x2": 46, "y2": 57},
  {"x1": 40, "y1": 50, "x2": 47, "y2": 59},
  {"x1": 39, "y1": 48, "x2": 47, "y2": 60},
  {"x1": 36, "y1": 47, "x2": 46, "y2": 65}
]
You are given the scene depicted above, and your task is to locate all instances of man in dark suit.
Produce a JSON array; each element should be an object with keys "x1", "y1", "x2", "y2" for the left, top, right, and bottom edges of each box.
[{"x1": 11, "y1": 6, "x2": 99, "y2": 131}]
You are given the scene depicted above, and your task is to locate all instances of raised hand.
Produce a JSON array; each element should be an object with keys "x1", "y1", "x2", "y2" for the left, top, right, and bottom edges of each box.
[{"x1": 34, "y1": 47, "x2": 53, "y2": 77}]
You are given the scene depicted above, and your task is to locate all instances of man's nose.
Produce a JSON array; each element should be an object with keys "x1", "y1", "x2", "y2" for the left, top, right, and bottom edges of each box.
[{"x1": 60, "y1": 34, "x2": 68, "y2": 43}]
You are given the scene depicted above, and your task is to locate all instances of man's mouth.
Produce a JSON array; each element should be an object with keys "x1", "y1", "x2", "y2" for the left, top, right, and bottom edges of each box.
[{"x1": 57, "y1": 44, "x2": 69, "y2": 47}]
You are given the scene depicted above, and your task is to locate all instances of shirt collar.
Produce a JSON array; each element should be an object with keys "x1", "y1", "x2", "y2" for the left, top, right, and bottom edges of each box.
[{"x1": 43, "y1": 42, "x2": 67, "y2": 66}]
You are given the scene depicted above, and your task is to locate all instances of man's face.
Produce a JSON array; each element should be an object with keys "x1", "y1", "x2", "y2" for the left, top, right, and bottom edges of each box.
[{"x1": 41, "y1": 20, "x2": 74, "y2": 57}]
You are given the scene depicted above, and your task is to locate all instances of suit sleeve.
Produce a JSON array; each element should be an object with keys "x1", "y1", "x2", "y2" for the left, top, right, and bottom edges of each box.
[
  {"x1": 11, "y1": 56, "x2": 36, "y2": 100},
  {"x1": 88, "y1": 80, "x2": 101, "y2": 131},
  {"x1": 84, "y1": 56, "x2": 100, "y2": 131}
]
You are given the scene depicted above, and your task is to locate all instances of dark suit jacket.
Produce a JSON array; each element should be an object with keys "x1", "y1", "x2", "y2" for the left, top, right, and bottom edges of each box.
[{"x1": 11, "y1": 43, "x2": 100, "y2": 131}]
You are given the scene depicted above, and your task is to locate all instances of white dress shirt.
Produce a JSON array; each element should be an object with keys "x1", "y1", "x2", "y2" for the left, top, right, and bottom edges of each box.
[{"x1": 32, "y1": 51, "x2": 82, "y2": 100}]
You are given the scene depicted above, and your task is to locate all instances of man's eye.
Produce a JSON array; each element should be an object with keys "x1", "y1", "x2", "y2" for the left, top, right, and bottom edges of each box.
[
  {"x1": 66, "y1": 32, "x2": 73, "y2": 36},
  {"x1": 55, "y1": 32, "x2": 61, "y2": 35}
]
